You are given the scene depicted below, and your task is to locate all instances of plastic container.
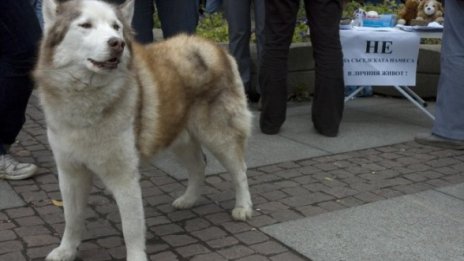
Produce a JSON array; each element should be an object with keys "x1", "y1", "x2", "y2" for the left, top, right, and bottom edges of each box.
[{"x1": 363, "y1": 14, "x2": 397, "y2": 27}]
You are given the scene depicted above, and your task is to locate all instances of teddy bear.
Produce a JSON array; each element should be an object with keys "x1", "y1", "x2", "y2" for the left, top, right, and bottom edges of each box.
[
  {"x1": 416, "y1": 0, "x2": 444, "y2": 24},
  {"x1": 397, "y1": 0, "x2": 420, "y2": 25}
]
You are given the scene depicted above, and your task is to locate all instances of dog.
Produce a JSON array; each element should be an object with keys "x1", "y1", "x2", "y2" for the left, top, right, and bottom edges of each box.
[
  {"x1": 352, "y1": 8, "x2": 366, "y2": 27},
  {"x1": 416, "y1": 0, "x2": 444, "y2": 23},
  {"x1": 34, "y1": 0, "x2": 253, "y2": 260}
]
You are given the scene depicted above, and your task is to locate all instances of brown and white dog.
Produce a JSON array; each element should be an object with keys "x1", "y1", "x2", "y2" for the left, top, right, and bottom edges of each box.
[
  {"x1": 34, "y1": 0, "x2": 253, "y2": 260},
  {"x1": 416, "y1": 0, "x2": 444, "y2": 23}
]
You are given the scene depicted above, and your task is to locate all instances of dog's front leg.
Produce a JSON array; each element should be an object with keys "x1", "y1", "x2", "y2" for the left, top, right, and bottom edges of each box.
[
  {"x1": 46, "y1": 160, "x2": 93, "y2": 261},
  {"x1": 98, "y1": 166, "x2": 146, "y2": 261}
]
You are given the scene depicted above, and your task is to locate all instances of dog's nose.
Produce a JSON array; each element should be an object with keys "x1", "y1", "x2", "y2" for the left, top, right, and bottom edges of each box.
[{"x1": 107, "y1": 37, "x2": 125, "y2": 54}]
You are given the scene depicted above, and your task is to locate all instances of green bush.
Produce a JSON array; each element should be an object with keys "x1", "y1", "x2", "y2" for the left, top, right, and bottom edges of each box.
[
  {"x1": 363, "y1": 0, "x2": 400, "y2": 15},
  {"x1": 196, "y1": 10, "x2": 310, "y2": 43},
  {"x1": 343, "y1": 0, "x2": 401, "y2": 18},
  {"x1": 158, "y1": 1, "x2": 436, "y2": 45},
  {"x1": 196, "y1": 13, "x2": 229, "y2": 43}
]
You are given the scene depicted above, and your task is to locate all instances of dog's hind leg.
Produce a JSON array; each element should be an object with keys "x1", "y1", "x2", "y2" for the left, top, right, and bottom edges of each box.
[
  {"x1": 203, "y1": 137, "x2": 253, "y2": 221},
  {"x1": 46, "y1": 159, "x2": 92, "y2": 261},
  {"x1": 171, "y1": 132, "x2": 206, "y2": 209}
]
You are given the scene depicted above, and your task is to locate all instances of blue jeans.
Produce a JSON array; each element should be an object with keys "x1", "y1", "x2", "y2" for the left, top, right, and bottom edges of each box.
[
  {"x1": 0, "y1": 0, "x2": 41, "y2": 146},
  {"x1": 431, "y1": 0, "x2": 464, "y2": 140}
]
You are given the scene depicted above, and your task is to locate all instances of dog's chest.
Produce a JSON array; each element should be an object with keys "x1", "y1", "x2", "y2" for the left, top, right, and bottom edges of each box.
[
  {"x1": 45, "y1": 94, "x2": 135, "y2": 156},
  {"x1": 48, "y1": 94, "x2": 109, "y2": 128},
  {"x1": 42, "y1": 81, "x2": 134, "y2": 127}
]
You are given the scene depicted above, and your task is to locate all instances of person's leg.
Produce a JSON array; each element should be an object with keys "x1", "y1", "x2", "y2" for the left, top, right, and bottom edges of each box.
[
  {"x1": 431, "y1": 0, "x2": 464, "y2": 141},
  {"x1": 0, "y1": 0, "x2": 40, "y2": 179},
  {"x1": 156, "y1": 0, "x2": 199, "y2": 39},
  {"x1": 223, "y1": 0, "x2": 256, "y2": 100},
  {"x1": 0, "y1": 145, "x2": 6, "y2": 155},
  {"x1": 132, "y1": 0, "x2": 154, "y2": 43},
  {"x1": 416, "y1": 0, "x2": 464, "y2": 149},
  {"x1": 31, "y1": 0, "x2": 44, "y2": 29},
  {"x1": 253, "y1": 0, "x2": 265, "y2": 94},
  {"x1": 259, "y1": 0, "x2": 299, "y2": 134},
  {"x1": 305, "y1": 0, "x2": 344, "y2": 137},
  {"x1": 205, "y1": 0, "x2": 223, "y2": 14},
  {"x1": 102, "y1": 0, "x2": 154, "y2": 43},
  {"x1": 0, "y1": 0, "x2": 41, "y2": 147},
  {"x1": 253, "y1": 0, "x2": 265, "y2": 62}
]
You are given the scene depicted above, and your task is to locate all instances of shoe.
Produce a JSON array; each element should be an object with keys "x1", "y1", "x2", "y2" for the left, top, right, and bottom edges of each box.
[
  {"x1": 0, "y1": 154, "x2": 38, "y2": 180},
  {"x1": 415, "y1": 133, "x2": 464, "y2": 150},
  {"x1": 246, "y1": 91, "x2": 260, "y2": 103},
  {"x1": 314, "y1": 126, "x2": 338, "y2": 138},
  {"x1": 260, "y1": 118, "x2": 281, "y2": 135},
  {"x1": 315, "y1": 129, "x2": 338, "y2": 137},
  {"x1": 261, "y1": 127, "x2": 280, "y2": 135}
]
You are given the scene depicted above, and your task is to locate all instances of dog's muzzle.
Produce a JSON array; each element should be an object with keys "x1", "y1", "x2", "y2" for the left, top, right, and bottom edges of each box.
[{"x1": 87, "y1": 37, "x2": 125, "y2": 70}]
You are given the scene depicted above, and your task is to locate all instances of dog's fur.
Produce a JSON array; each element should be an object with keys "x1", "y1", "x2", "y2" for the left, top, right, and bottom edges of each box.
[
  {"x1": 416, "y1": 0, "x2": 444, "y2": 23},
  {"x1": 34, "y1": 0, "x2": 253, "y2": 260}
]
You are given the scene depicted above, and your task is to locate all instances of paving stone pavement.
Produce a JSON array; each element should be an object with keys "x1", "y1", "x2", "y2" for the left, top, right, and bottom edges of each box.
[{"x1": 1, "y1": 93, "x2": 464, "y2": 261}]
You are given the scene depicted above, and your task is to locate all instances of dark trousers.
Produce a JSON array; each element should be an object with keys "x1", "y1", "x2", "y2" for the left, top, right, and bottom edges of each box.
[
  {"x1": 259, "y1": 0, "x2": 344, "y2": 136},
  {"x1": 156, "y1": 0, "x2": 199, "y2": 40},
  {"x1": 106, "y1": 0, "x2": 199, "y2": 43},
  {"x1": 223, "y1": 0, "x2": 265, "y2": 95},
  {"x1": 0, "y1": 0, "x2": 41, "y2": 147}
]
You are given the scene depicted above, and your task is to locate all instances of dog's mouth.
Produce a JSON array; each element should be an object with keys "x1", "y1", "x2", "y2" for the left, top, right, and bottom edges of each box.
[{"x1": 88, "y1": 57, "x2": 120, "y2": 70}]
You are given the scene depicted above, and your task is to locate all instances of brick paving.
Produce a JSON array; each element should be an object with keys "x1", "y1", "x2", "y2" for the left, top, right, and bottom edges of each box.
[{"x1": 1, "y1": 93, "x2": 464, "y2": 260}]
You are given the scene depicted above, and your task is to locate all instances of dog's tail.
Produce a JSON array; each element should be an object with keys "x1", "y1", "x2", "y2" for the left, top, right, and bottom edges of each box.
[{"x1": 172, "y1": 35, "x2": 234, "y2": 89}]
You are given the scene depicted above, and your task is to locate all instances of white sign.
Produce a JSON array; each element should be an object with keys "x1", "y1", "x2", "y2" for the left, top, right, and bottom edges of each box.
[{"x1": 340, "y1": 28, "x2": 421, "y2": 86}]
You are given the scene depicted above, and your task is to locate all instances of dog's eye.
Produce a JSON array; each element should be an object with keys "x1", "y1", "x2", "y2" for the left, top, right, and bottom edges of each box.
[
  {"x1": 79, "y1": 22, "x2": 92, "y2": 29},
  {"x1": 112, "y1": 23, "x2": 120, "y2": 31}
]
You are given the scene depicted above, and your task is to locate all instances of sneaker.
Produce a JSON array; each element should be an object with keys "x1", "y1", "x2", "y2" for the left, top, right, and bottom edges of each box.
[
  {"x1": 415, "y1": 133, "x2": 464, "y2": 150},
  {"x1": 0, "y1": 154, "x2": 38, "y2": 180}
]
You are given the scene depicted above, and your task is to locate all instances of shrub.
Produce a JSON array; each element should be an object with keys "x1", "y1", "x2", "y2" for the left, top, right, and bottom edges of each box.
[
  {"x1": 196, "y1": 8, "x2": 310, "y2": 43},
  {"x1": 196, "y1": 13, "x2": 229, "y2": 43},
  {"x1": 343, "y1": 0, "x2": 401, "y2": 18}
]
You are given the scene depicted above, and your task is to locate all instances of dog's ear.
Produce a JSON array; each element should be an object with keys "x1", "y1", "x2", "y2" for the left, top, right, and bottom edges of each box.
[
  {"x1": 120, "y1": 0, "x2": 134, "y2": 24},
  {"x1": 437, "y1": 1, "x2": 444, "y2": 12},
  {"x1": 42, "y1": 0, "x2": 59, "y2": 28}
]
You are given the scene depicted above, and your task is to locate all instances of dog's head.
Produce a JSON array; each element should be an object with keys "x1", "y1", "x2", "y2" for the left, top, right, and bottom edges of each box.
[
  {"x1": 40, "y1": 0, "x2": 134, "y2": 74},
  {"x1": 353, "y1": 8, "x2": 366, "y2": 20},
  {"x1": 419, "y1": 0, "x2": 442, "y2": 16}
]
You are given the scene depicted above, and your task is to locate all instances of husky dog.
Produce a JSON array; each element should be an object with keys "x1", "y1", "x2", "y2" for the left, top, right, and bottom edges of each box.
[{"x1": 34, "y1": 0, "x2": 253, "y2": 260}]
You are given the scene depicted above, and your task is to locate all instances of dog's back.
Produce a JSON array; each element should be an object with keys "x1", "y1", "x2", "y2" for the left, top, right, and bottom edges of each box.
[{"x1": 133, "y1": 35, "x2": 252, "y2": 158}]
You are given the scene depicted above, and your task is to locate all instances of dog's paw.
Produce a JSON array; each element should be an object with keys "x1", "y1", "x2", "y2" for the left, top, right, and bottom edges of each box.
[
  {"x1": 232, "y1": 206, "x2": 253, "y2": 221},
  {"x1": 45, "y1": 246, "x2": 77, "y2": 261},
  {"x1": 172, "y1": 195, "x2": 197, "y2": 209}
]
